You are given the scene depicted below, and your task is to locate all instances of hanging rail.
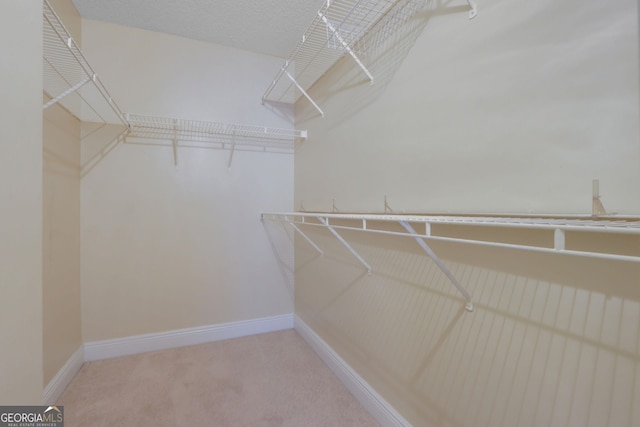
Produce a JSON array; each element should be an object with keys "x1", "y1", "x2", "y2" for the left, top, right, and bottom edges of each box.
[
  {"x1": 262, "y1": 212, "x2": 640, "y2": 312},
  {"x1": 43, "y1": 0, "x2": 129, "y2": 127}
]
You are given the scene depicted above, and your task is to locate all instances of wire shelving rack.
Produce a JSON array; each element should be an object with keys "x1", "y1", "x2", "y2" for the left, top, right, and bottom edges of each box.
[
  {"x1": 262, "y1": 212, "x2": 640, "y2": 312},
  {"x1": 43, "y1": 0, "x2": 306, "y2": 167},
  {"x1": 43, "y1": 0, "x2": 129, "y2": 127},
  {"x1": 262, "y1": 0, "x2": 477, "y2": 117},
  {"x1": 125, "y1": 114, "x2": 307, "y2": 166}
]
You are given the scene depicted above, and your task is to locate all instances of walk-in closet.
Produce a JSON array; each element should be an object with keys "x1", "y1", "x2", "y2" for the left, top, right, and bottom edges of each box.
[{"x1": 1, "y1": 0, "x2": 639, "y2": 426}]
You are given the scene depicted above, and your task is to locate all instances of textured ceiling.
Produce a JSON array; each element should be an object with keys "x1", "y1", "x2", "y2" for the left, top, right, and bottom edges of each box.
[{"x1": 71, "y1": 0, "x2": 322, "y2": 58}]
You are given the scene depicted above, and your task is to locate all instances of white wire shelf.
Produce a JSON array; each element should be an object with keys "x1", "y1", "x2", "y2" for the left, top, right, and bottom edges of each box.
[
  {"x1": 43, "y1": 0, "x2": 128, "y2": 126},
  {"x1": 43, "y1": 0, "x2": 306, "y2": 167},
  {"x1": 125, "y1": 114, "x2": 306, "y2": 146},
  {"x1": 124, "y1": 114, "x2": 307, "y2": 166},
  {"x1": 262, "y1": 0, "x2": 477, "y2": 116},
  {"x1": 264, "y1": 212, "x2": 640, "y2": 236},
  {"x1": 262, "y1": 212, "x2": 640, "y2": 312}
]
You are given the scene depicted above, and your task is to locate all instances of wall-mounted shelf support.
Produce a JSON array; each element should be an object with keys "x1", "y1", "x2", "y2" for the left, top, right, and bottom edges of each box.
[
  {"x1": 43, "y1": 75, "x2": 92, "y2": 110},
  {"x1": 284, "y1": 71, "x2": 325, "y2": 118},
  {"x1": 171, "y1": 137, "x2": 178, "y2": 167},
  {"x1": 467, "y1": 0, "x2": 478, "y2": 19},
  {"x1": 288, "y1": 219, "x2": 324, "y2": 255},
  {"x1": 171, "y1": 119, "x2": 179, "y2": 166},
  {"x1": 228, "y1": 133, "x2": 236, "y2": 168},
  {"x1": 399, "y1": 221, "x2": 473, "y2": 312},
  {"x1": 318, "y1": 217, "x2": 373, "y2": 274},
  {"x1": 592, "y1": 179, "x2": 607, "y2": 217},
  {"x1": 554, "y1": 229, "x2": 565, "y2": 251},
  {"x1": 384, "y1": 196, "x2": 393, "y2": 213},
  {"x1": 319, "y1": 13, "x2": 375, "y2": 84}
]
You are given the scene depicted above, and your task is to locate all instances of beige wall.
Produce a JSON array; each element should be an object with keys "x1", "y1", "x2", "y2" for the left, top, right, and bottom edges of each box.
[
  {"x1": 295, "y1": 231, "x2": 640, "y2": 426},
  {"x1": 43, "y1": 103, "x2": 82, "y2": 386},
  {"x1": 42, "y1": 0, "x2": 83, "y2": 391},
  {"x1": 0, "y1": 0, "x2": 44, "y2": 404},
  {"x1": 295, "y1": 0, "x2": 639, "y2": 215},
  {"x1": 294, "y1": 0, "x2": 640, "y2": 426},
  {"x1": 79, "y1": 21, "x2": 294, "y2": 342}
]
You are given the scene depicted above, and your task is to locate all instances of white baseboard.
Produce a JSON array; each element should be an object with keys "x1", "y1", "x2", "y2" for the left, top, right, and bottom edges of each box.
[
  {"x1": 84, "y1": 313, "x2": 294, "y2": 362},
  {"x1": 43, "y1": 345, "x2": 84, "y2": 405},
  {"x1": 294, "y1": 315, "x2": 412, "y2": 427}
]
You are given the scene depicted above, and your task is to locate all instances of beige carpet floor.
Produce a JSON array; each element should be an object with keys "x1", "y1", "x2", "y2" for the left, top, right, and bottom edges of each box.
[{"x1": 58, "y1": 329, "x2": 379, "y2": 426}]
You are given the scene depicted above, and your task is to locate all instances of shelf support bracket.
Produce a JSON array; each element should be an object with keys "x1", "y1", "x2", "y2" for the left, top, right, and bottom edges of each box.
[
  {"x1": 286, "y1": 218, "x2": 323, "y2": 255},
  {"x1": 468, "y1": 0, "x2": 478, "y2": 19},
  {"x1": 172, "y1": 119, "x2": 178, "y2": 167},
  {"x1": 228, "y1": 131, "x2": 236, "y2": 168},
  {"x1": 592, "y1": 179, "x2": 607, "y2": 217},
  {"x1": 43, "y1": 75, "x2": 92, "y2": 109},
  {"x1": 320, "y1": 14, "x2": 375, "y2": 84},
  {"x1": 284, "y1": 71, "x2": 325, "y2": 117},
  {"x1": 554, "y1": 229, "x2": 565, "y2": 251},
  {"x1": 317, "y1": 216, "x2": 372, "y2": 274},
  {"x1": 399, "y1": 221, "x2": 474, "y2": 312},
  {"x1": 172, "y1": 138, "x2": 178, "y2": 166}
]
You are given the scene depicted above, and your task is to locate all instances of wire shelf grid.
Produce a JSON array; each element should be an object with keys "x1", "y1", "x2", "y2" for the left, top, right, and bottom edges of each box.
[
  {"x1": 43, "y1": 0, "x2": 128, "y2": 126},
  {"x1": 125, "y1": 114, "x2": 306, "y2": 151},
  {"x1": 265, "y1": 212, "x2": 640, "y2": 234},
  {"x1": 262, "y1": 0, "x2": 413, "y2": 106},
  {"x1": 263, "y1": 211, "x2": 640, "y2": 263}
]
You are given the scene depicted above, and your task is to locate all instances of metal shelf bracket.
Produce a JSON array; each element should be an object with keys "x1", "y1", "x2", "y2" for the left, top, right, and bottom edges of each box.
[
  {"x1": 288, "y1": 218, "x2": 324, "y2": 255},
  {"x1": 319, "y1": 12, "x2": 375, "y2": 84},
  {"x1": 399, "y1": 221, "x2": 474, "y2": 312},
  {"x1": 318, "y1": 216, "x2": 372, "y2": 274},
  {"x1": 284, "y1": 71, "x2": 325, "y2": 117},
  {"x1": 468, "y1": 0, "x2": 478, "y2": 19},
  {"x1": 43, "y1": 75, "x2": 92, "y2": 110}
]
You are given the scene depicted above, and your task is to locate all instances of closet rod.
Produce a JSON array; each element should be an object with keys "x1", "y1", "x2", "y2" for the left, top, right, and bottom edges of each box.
[{"x1": 263, "y1": 211, "x2": 640, "y2": 312}]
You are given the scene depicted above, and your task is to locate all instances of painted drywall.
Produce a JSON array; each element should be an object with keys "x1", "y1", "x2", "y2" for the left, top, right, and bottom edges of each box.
[
  {"x1": 43, "y1": 102, "x2": 82, "y2": 386},
  {"x1": 79, "y1": 20, "x2": 294, "y2": 342},
  {"x1": 293, "y1": 0, "x2": 640, "y2": 426},
  {"x1": 0, "y1": 0, "x2": 44, "y2": 404},
  {"x1": 295, "y1": 0, "x2": 639, "y2": 215},
  {"x1": 295, "y1": 229, "x2": 640, "y2": 426},
  {"x1": 42, "y1": 0, "x2": 83, "y2": 392}
]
